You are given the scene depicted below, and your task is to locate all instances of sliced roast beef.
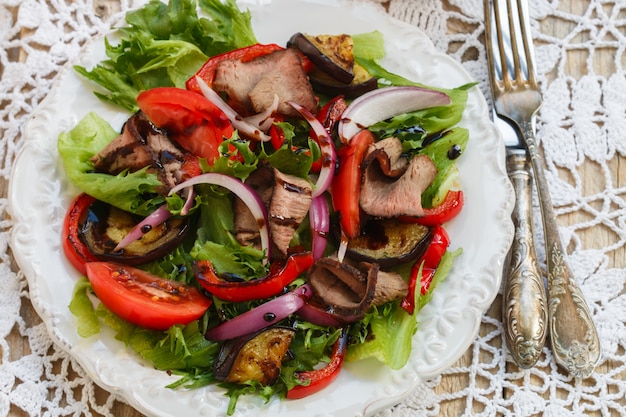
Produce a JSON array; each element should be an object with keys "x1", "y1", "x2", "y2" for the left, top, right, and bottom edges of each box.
[
  {"x1": 268, "y1": 168, "x2": 312, "y2": 257},
  {"x1": 360, "y1": 137, "x2": 437, "y2": 218},
  {"x1": 233, "y1": 165, "x2": 275, "y2": 248},
  {"x1": 233, "y1": 165, "x2": 312, "y2": 258},
  {"x1": 306, "y1": 258, "x2": 408, "y2": 320},
  {"x1": 306, "y1": 257, "x2": 377, "y2": 318},
  {"x1": 370, "y1": 269, "x2": 408, "y2": 305},
  {"x1": 213, "y1": 48, "x2": 318, "y2": 118},
  {"x1": 90, "y1": 112, "x2": 188, "y2": 193}
]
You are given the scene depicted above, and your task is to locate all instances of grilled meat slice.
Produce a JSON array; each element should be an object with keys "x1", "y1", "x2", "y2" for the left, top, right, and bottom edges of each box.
[
  {"x1": 233, "y1": 166, "x2": 312, "y2": 258},
  {"x1": 268, "y1": 168, "x2": 312, "y2": 257},
  {"x1": 360, "y1": 137, "x2": 437, "y2": 218},
  {"x1": 306, "y1": 258, "x2": 407, "y2": 320},
  {"x1": 90, "y1": 112, "x2": 189, "y2": 193},
  {"x1": 233, "y1": 165, "x2": 275, "y2": 248},
  {"x1": 213, "y1": 48, "x2": 317, "y2": 118}
]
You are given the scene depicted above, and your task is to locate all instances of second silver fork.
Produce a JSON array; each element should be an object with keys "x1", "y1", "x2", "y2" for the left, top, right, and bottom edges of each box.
[{"x1": 485, "y1": 0, "x2": 601, "y2": 378}]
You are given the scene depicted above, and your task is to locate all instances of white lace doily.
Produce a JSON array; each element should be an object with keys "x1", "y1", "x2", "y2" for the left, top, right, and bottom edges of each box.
[{"x1": 1, "y1": 0, "x2": 624, "y2": 416}]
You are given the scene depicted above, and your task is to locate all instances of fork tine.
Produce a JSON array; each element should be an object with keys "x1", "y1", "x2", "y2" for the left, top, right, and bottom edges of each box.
[{"x1": 486, "y1": 0, "x2": 537, "y2": 86}]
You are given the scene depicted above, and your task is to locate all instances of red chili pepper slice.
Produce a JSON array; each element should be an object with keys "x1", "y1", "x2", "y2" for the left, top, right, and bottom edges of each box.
[
  {"x1": 400, "y1": 190, "x2": 464, "y2": 226},
  {"x1": 286, "y1": 327, "x2": 349, "y2": 399},
  {"x1": 193, "y1": 252, "x2": 314, "y2": 302},
  {"x1": 401, "y1": 225, "x2": 450, "y2": 315},
  {"x1": 62, "y1": 193, "x2": 100, "y2": 275},
  {"x1": 330, "y1": 129, "x2": 376, "y2": 239}
]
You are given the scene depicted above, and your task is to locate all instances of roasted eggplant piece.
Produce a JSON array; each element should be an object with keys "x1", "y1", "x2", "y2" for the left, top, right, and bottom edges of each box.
[
  {"x1": 288, "y1": 32, "x2": 377, "y2": 98},
  {"x1": 214, "y1": 327, "x2": 296, "y2": 386},
  {"x1": 288, "y1": 32, "x2": 355, "y2": 83},
  {"x1": 308, "y1": 63, "x2": 378, "y2": 99},
  {"x1": 345, "y1": 219, "x2": 432, "y2": 267},
  {"x1": 79, "y1": 199, "x2": 189, "y2": 266}
]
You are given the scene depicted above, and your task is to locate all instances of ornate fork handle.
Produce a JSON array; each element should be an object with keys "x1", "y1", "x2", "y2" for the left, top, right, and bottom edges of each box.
[
  {"x1": 522, "y1": 121, "x2": 601, "y2": 378},
  {"x1": 503, "y1": 150, "x2": 548, "y2": 368}
]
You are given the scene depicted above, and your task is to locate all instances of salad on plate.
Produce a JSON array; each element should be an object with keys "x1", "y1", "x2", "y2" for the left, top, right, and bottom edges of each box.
[{"x1": 58, "y1": 0, "x2": 473, "y2": 413}]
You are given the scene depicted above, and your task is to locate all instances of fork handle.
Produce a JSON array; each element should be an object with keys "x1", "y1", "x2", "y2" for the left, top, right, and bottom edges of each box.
[
  {"x1": 503, "y1": 150, "x2": 548, "y2": 368},
  {"x1": 522, "y1": 121, "x2": 601, "y2": 378}
]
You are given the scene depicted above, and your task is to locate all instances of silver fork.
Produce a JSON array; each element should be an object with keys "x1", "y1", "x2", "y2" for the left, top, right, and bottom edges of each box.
[{"x1": 484, "y1": 0, "x2": 601, "y2": 378}]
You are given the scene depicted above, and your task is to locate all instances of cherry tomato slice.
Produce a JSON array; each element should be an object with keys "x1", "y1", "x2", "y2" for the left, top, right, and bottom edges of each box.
[
  {"x1": 85, "y1": 262, "x2": 212, "y2": 331},
  {"x1": 62, "y1": 193, "x2": 100, "y2": 275},
  {"x1": 137, "y1": 87, "x2": 234, "y2": 164}
]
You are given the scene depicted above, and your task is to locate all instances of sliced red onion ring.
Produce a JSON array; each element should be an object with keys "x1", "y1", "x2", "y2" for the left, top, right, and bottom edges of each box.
[
  {"x1": 288, "y1": 101, "x2": 337, "y2": 198},
  {"x1": 180, "y1": 186, "x2": 195, "y2": 216},
  {"x1": 296, "y1": 302, "x2": 346, "y2": 327},
  {"x1": 309, "y1": 196, "x2": 329, "y2": 260},
  {"x1": 243, "y1": 94, "x2": 279, "y2": 131},
  {"x1": 338, "y1": 86, "x2": 452, "y2": 144},
  {"x1": 194, "y1": 76, "x2": 271, "y2": 142},
  {"x1": 205, "y1": 284, "x2": 312, "y2": 341},
  {"x1": 113, "y1": 205, "x2": 172, "y2": 251},
  {"x1": 169, "y1": 173, "x2": 270, "y2": 262}
]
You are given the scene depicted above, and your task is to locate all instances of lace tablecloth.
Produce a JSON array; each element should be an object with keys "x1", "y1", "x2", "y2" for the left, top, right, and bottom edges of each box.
[{"x1": 1, "y1": 0, "x2": 624, "y2": 416}]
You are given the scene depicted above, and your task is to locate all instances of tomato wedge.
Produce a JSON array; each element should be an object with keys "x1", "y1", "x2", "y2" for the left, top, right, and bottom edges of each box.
[
  {"x1": 85, "y1": 262, "x2": 212, "y2": 331},
  {"x1": 137, "y1": 87, "x2": 234, "y2": 164},
  {"x1": 286, "y1": 327, "x2": 348, "y2": 399},
  {"x1": 62, "y1": 193, "x2": 100, "y2": 275},
  {"x1": 330, "y1": 129, "x2": 376, "y2": 239}
]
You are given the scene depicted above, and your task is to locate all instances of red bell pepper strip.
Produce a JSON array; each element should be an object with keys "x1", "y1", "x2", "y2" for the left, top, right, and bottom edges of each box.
[
  {"x1": 399, "y1": 190, "x2": 464, "y2": 226},
  {"x1": 62, "y1": 193, "x2": 100, "y2": 275},
  {"x1": 401, "y1": 224, "x2": 450, "y2": 315},
  {"x1": 193, "y1": 252, "x2": 314, "y2": 303},
  {"x1": 330, "y1": 129, "x2": 376, "y2": 239},
  {"x1": 186, "y1": 43, "x2": 285, "y2": 94},
  {"x1": 317, "y1": 96, "x2": 348, "y2": 134},
  {"x1": 286, "y1": 327, "x2": 349, "y2": 399}
]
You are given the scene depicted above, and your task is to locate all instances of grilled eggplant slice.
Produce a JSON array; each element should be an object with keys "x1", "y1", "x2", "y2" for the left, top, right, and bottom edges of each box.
[
  {"x1": 80, "y1": 199, "x2": 189, "y2": 266},
  {"x1": 309, "y1": 62, "x2": 378, "y2": 98},
  {"x1": 214, "y1": 327, "x2": 296, "y2": 386},
  {"x1": 288, "y1": 32, "x2": 355, "y2": 84},
  {"x1": 345, "y1": 219, "x2": 432, "y2": 267}
]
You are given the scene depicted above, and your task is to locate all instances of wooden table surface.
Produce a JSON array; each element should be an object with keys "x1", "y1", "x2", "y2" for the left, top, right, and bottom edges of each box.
[{"x1": 4, "y1": 0, "x2": 624, "y2": 416}]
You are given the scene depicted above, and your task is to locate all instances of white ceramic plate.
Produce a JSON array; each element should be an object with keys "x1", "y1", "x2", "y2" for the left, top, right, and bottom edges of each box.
[{"x1": 8, "y1": 0, "x2": 514, "y2": 416}]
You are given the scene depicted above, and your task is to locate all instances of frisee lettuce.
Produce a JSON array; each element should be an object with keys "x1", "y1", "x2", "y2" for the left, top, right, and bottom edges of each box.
[{"x1": 75, "y1": 0, "x2": 257, "y2": 112}]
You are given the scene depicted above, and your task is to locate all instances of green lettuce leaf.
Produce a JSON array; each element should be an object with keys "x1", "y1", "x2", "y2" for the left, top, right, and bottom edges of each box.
[
  {"x1": 57, "y1": 112, "x2": 165, "y2": 216},
  {"x1": 346, "y1": 248, "x2": 462, "y2": 369},
  {"x1": 75, "y1": 0, "x2": 257, "y2": 112},
  {"x1": 68, "y1": 277, "x2": 100, "y2": 338}
]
